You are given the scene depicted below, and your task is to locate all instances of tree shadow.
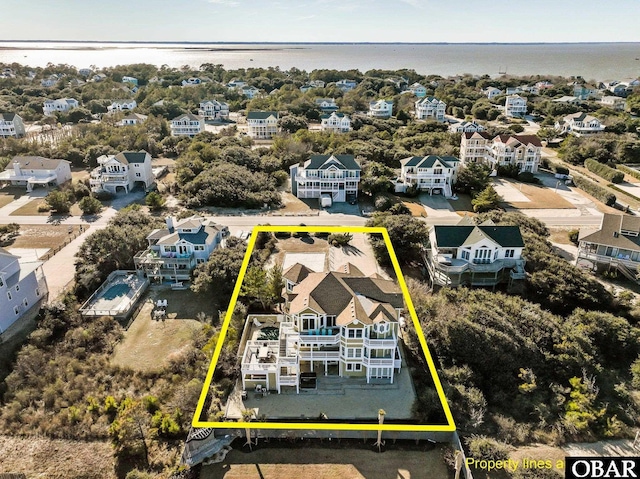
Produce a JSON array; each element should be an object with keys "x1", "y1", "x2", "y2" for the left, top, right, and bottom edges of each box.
[{"x1": 341, "y1": 245, "x2": 363, "y2": 256}]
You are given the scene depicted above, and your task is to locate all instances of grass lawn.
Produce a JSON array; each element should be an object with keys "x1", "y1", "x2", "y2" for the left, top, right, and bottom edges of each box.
[
  {"x1": 110, "y1": 288, "x2": 211, "y2": 373},
  {"x1": 500, "y1": 179, "x2": 575, "y2": 209},
  {"x1": 8, "y1": 224, "x2": 84, "y2": 252},
  {"x1": 448, "y1": 193, "x2": 475, "y2": 214},
  {"x1": 9, "y1": 198, "x2": 84, "y2": 217},
  {"x1": 0, "y1": 186, "x2": 28, "y2": 208}
]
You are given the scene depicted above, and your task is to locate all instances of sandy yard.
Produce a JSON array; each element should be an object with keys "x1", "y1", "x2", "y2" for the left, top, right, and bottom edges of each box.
[
  {"x1": 202, "y1": 444, "x2": 451, "y2": 479},
  {"x1": 6, "y1": 224, "x2": 84, "y2": 255},
  {"x1": 496, "y1": 179, "x2": 575, "y2": 209}
]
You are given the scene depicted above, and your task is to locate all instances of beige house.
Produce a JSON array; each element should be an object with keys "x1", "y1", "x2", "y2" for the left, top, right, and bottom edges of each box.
[{"x1": 246, "y1": 111, "x2": 279, "y2": 139}]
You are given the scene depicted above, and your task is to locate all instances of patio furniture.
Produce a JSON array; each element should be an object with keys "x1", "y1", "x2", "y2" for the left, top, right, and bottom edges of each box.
[
  {"x1": 258, "y1": 347, "x2": 269, "y2": 360},
  {"x1": 255, "y1": 384, "x2": 263, "y2": 393}
]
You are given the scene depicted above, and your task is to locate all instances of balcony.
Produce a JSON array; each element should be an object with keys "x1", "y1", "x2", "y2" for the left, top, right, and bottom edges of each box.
[
  {"x1": 364, "y1": 336, "x2": 397, "y2": 349},
  {"x1": 298, "y1": 350, "x2": 340, "y2": 361},
  {"x1": 362, "y1": 356, "x2": 395, "y2": 367},
  {"x1": 298, "y1": 331, "x2": 340, "y2": 346},
  {"x1": 430, "y1": 251, "x2": 525, "y2": 274},
  {"x1": 134, "y1": 249, "x2": 194, "y2": 265}
]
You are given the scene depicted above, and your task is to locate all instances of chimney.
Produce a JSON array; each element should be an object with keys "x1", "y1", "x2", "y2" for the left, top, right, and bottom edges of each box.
[
  {"x1": 166, "y1": 216, "x2": 174, "y2": 233},
  {"x1": 13, "y1": 161, "x2": 21, "y2": 177}
]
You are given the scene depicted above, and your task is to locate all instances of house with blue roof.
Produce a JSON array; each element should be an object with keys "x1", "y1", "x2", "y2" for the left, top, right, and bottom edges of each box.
[
  {"x1": 398, "y1": 155, "x2": 460, "y2": 197},
  {"x1": 290, "y1": 154, "x2": 361, "y2": 204}
]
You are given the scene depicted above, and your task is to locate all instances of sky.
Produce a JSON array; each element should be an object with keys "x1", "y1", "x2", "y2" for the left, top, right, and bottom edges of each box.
[{"x1": 2, "y1": 0, "x2": 640, "y2": 43}]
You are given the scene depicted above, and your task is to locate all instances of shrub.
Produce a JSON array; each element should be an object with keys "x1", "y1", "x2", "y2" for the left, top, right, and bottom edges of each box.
[
  {"x1": 404, "y1": 184, "x2": 419, "y2": 197},
  {"x1": 465, "y1": 435, "x2": 512, "y2": 461},
  {"x1": 327, "y1": 233, "x2": 353, "y2": 247},
  {"x1": 568, "y1": 229, "x2": 579, "y2": 245},
  {"x1": 45, "y1": 189, "x2": 72, "y2": 214},
  {"x1": 617, "y1": 164, "x2": 640, "y2": 181},
  {"x1": 37, "y1": 202, "x2": 51, "y2": 213},
  {"x1": 517, "y1": 172, "x2": 540, "y2": 184},
  {"x1": 571, "y1": 173, "x2": 616, "y2": 206},
  {"x1": 584, "y1": 159, "x2": 624, "y2": 184},
  {"x1": 374, "y1": 194, "x2": 393, "y2": 211},
  {"x1": 145, "y1": 191, "x2": 165, "y2": 211},
  {"x1": 274, "y1": 231, "x2": 291, "y2": 239},
  {"x1": 472, "y1": 185, "x2": 502, "y2": 212},
  {"x1": 388, "y1": 202, "x2": 411, "y2": 216},
  {"x1": 497, "y1": 164, "x2": 520, "y2": 179}
]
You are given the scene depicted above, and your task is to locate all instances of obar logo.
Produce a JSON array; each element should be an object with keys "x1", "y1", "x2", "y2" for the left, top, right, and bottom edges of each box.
[{"x1": 566, "y1": 457, "x2": 639, "y2": 478}]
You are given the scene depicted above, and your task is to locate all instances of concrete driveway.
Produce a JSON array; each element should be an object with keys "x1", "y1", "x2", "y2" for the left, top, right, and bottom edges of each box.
[{"x1": 418, "y1": 193, "x2": 459, "y2": 219}]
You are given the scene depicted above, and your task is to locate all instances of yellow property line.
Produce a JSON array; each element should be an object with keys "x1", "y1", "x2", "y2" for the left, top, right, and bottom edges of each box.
[{"x1": 192, "y1": 225, "x2": 456, "y2": 432}]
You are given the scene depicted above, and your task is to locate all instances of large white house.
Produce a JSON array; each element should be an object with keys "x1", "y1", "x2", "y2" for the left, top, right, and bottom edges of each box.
[
  {"x1": 0, "y1": 113, "x2": 26, "y2": 138},
  {"x1": 483, "y1": 87, "x2": 503, "y2": 100},
  {"x1": 425, "y1": 218, "x2": 526, "y2": 288},
  {"x1": 504, "y1": 94, "x2": 527, "y2": 117},
  {"x1": 415, "y1": 96, "x2": 446, "y2": 122},
  {"x1": 240, "y1": 263, "x2": 404, "y2": 393},
  {"x1": 0, "y1": 249, "x2": 48, "y2": 335},
  {"x1": 290, "y1": 154, "x2": 361, "y2": 204},
  {"x1": 134, "y1": 216, "x2": 225, "y2": 282},
  {"x1": 398, "y1": 155, "x2": 460, "y2": 197},
  {"x1": 43, "y1": 98, "x2": 79, "y2": 116},
  {"x1": 599, "y1": 96, "x2": 627, "y2": 111},
  {"x1": 368, "y1": 100, "x2": 394, "y2": 119},
  {"x1": 198, "y1": 100, "x2": 230, "y2": 121},
  {"x1": 246, "y1": 111, "x2": 279, "y2": 139},
  {"x1": 241, "y1": 86, "x2": 261, "y2": 99},
  {"x1": 320, "y1": 112, "x2": 351, "y2": 133},
  {"x1": 90, "y1": 150, "x2": 154, "y2": 194},
  {"x1": 0, "y1": 156, "x2": 72, "y2": 191},
  {"x1": 555, "y1": 112, "x2": 605, "y2": 136},
  {"x1": 170, "y1": 113, "x2": 205, "y2": 137},
  {"x1": 107, "y1": 100, "x2": 137, "y2": 112},
  {"x1": 460, "y1": 132, "x2": 542, "y2": 173}
]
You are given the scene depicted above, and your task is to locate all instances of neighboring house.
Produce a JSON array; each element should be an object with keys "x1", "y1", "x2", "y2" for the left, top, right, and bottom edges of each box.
[
  {"x1": 600, "y1": 96, "x2": 627, "y2": 111},
  {"x1": 40, "y1": 75, "x2": 59, "y2": 87},
  {"x1": 336, "y1": 79, "x2": 357, "y2": 91},
  {"x1": 555, "y1": 112, "x2": 605, "y2": 136},
  {"x1": 134, "y1": 216, "x2": 224, "y2": 282},
  {"x1": 552, "y1": 96, "x2": 581, "y2": 104},
  {"x1": 483, "y1": 87, "x2": 503, "y2": 100},
  {"x1": 505, "y1": 87, "x2": 523, "y2": 95},
  {"x1": 449, "y1": 120, "x2": 485, "y2": 133},
  {"x1": 290, "y1": 154, "x2": 361, "y2": 204},
  {"x1": 241, "y1": 86, "x2": 261, "y2": 99},
  {"x1": 118, "y1": 112, "x2": 148, "y2": 126},
  {"x1": 78, "y1": 68, "x2": 92, "y2": 77},
  {"x1": 577, "y1": 214, "x2": 640, "y2": 281},
  {"x1": 182, "y1": 77, "x2": 202, "y2": 86},
  {"x1": 425, "y1": 218, "x2": 526, "y2": 287},
  {"x1": 240, "y1": 263, "x2": 404, "y2": 393},
  {"x1": 121, "y1": 76, "x2": 138, "y2": 86},
  {"x1": 107, "y1": 99, "x2": 137, "y2": 112},
  {"x1": 320, "y1": 112, "x2": 351, "y2": 133},
  {"x1": 246, "y1": 111, "x2": 279, "y2": 139},
  {"x1": 315, "y1": 98, "x2": 338, "y2": 113},
  {"x1": 573, "y1": 83, "x2": 597, "y2": 100},
  {"x1": 504, "y1": 94, "x2": 527, "y2": 117},
  {"x1": 90, "y1": 150, "x2": 154, "y2": 194},
  {"x1": 300, "y1": 80, "x2": 325, "y2": 93},
  {"x1": 0, "y1": 249, "x2": 48, "y2": 335},
  {"x1": 170, "y1": 113, "x2": 205, "y2": 137},
  {"x1": 609, "y1": 82, "x2": 634, "y2": 97},
  {"x1": 0, "y1": 156, "x2": 71, "y2": 191},
  {"x1": 0, "y1": 113, "x2": 26, "y2": 138},
  {"x1": 535, "y1": 81, "x2": 554, "y2": 91},
  {"x1": 460, "y1": 132, "x2": 542, "y2": 173},
  {"x1": 227, "y1": 80, "x2": 247, "y2": 89},
  {"x1": 92, "y1": 73, "x2": 107, "y2": 82},
  {"x1": 415, "y1": 96, "x2": 446, "y2": 122},
  {"x1": 368, "y1": 100, "x2": 394, "y2": 119},
  {"x1": 409, "y1": 82, "x2": 427, "y2": 97},
  {"x1": 43, "y1": 98, "x2": 79, "y2": 116},
  {"x1": 198, "y1": 100, "x2": 230, "y2": 121},
  {"x1": 398, "y1": 155, "x2": 460, "y2": 197}
]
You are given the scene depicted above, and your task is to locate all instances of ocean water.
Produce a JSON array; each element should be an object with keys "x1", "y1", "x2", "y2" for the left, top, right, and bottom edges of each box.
[{"x1": 0, "y1": 42, "x2": 639, "y2": 80}]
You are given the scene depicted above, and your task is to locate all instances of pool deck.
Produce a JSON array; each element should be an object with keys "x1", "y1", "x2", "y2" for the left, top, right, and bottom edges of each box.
[{"x1": 80, "y1": 270, "x2": 149, "y2": 318}]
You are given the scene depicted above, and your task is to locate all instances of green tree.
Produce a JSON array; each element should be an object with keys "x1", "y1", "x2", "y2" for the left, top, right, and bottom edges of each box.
[
  {"x1": 45, "y1": 189, "x2": 72, "y2": 214},
  {"x1": 455, "y1": 162, "x2": 492, "y2": 197},
  {"x1": 366, "y1": 213, "x2": 428, "y2": 266},
  {"x1": 78, "y1": 196, "x2": 102, "y2": 215},
  {"x1": 278, "y1": 114, "x2": 308, "y2": 133},
  {"x1": 472, "y1": 185, "x2": 503, "y2": 212},
  {"x1": 144, "y1": 191, "x2": 165, "y2": 211},
  {"x1": 240, "y1": 266, "x2": 271, "y2": 310},
  {"x1": 268, "y1": 264, "x2": 285, "y2": 308}
]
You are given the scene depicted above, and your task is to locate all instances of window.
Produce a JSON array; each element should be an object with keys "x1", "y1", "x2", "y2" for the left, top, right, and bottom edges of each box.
[
  {"x1": 23, "y1": 298, "x2": 28, "y2": 307},
  {"x1": 0, "y1": 277, "x2": 3, "y2": 287},
  {"x1": 36, "y1": 288, "x2": 40, "y2": 296},
  {"x1": 505, "y1": 249, "x2": 515, "y2": 258},
  {"x1": 347, "y1": 348, "x2": 362, "y2": 358},
  {"x1": 346, "y1": 363, "x2": 362, "y2": 372},
  {"x1": 15, "y1": 284, "x2": 19, "y2": 292},
  {"x1": 7, "y1": 291, "x2": 11, "y2": 301},
  {"x1": 194, "y1": 245, "x2": 205, "y2": 251},
  {"x1": 14, "y1": 306, "x2": 19, "y2": 315},
  {"x1": 135, "y1": 172, "x2": 141, "y2": 177},
  {"x1": 461, "y1": 250, "x2": 470, "y2": 261}
]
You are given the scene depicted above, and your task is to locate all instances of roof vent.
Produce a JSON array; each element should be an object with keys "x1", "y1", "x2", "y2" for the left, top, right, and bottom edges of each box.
[{"x1": 613, "y1": 232, "x2": 619, "y2": 238}]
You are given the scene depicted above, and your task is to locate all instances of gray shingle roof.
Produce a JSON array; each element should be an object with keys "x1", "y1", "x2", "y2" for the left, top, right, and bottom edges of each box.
[
  {"x1": 115, "y1": 151, "x2": 149, "y2": 164},
  {"x1": 246, "y1": 111, "x2": 278, "y2": 120},
  {"x1": 402, "y1": 155, "x2": 459, "y2": 169}
]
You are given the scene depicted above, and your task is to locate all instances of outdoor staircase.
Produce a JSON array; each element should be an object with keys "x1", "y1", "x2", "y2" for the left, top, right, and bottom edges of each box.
[{"x1": 611, "y1": 260, "x2": 640, "y2": 283}]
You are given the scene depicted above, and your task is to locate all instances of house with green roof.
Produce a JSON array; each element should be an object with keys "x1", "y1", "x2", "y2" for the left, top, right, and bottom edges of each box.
[
  {"x1": 290, "y1": 154, "x2": 361, "y2": 204},
  {"x1": 90, "y1": 150, "x2": 153, "y2": 194},
  {"x1": 320, "y1": 112, "x2": 351, "y2": 133},
  {"x1": 246, "y1": 111, "x2": 279, "y2": 139},
  {"x1": 425, "y1": 219, "x2": 526, "y2": 287},
  {"x1": 398, "y1": 155, "x2": 460, "y2": 197}
]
